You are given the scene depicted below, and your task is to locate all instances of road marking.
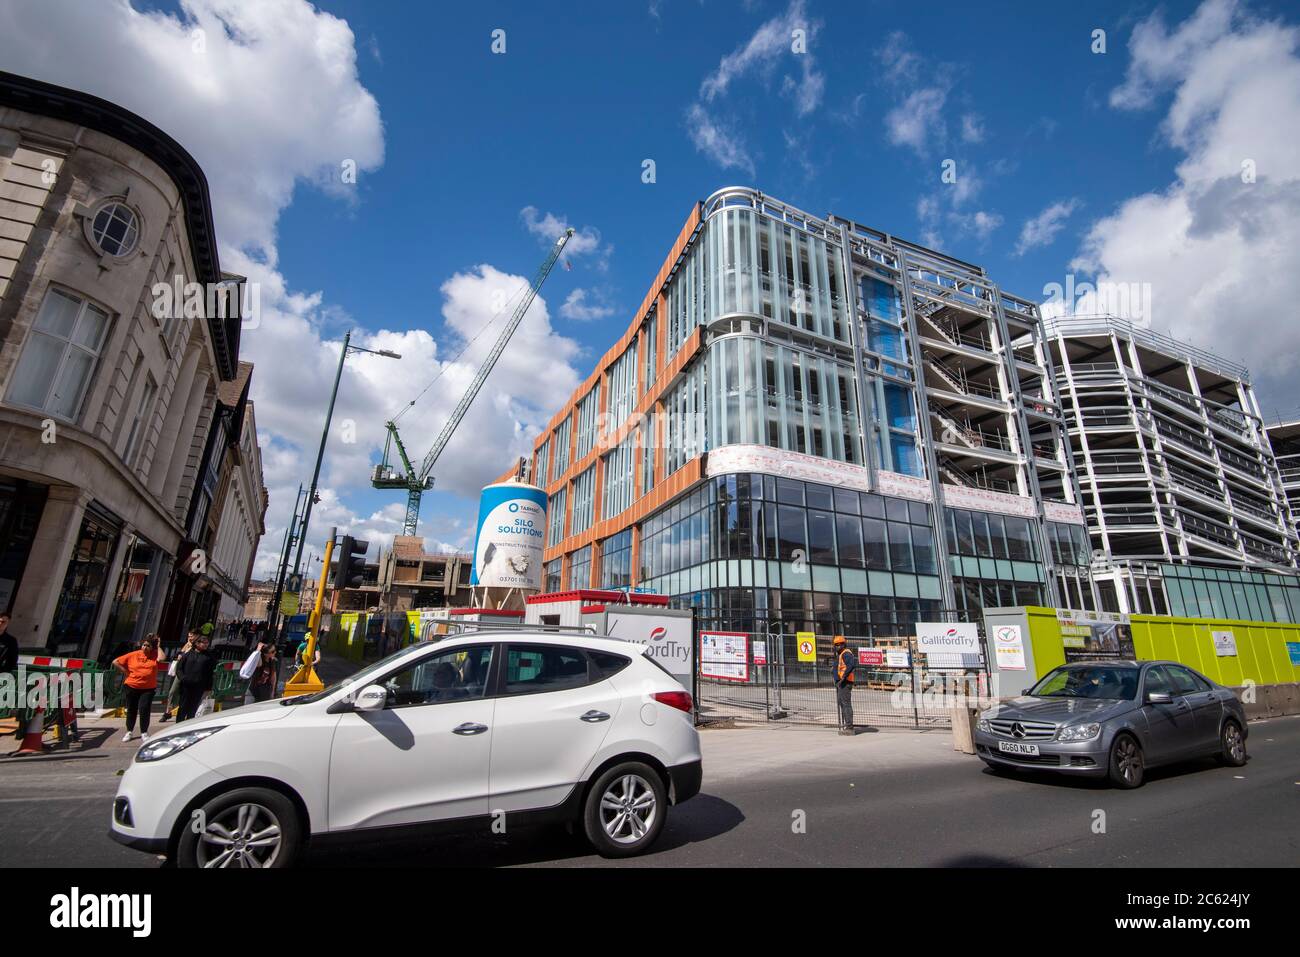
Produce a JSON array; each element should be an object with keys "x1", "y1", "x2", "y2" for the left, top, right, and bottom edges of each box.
[{"x1": 0, "y1": 795, "x2": 104, "y2": 804}]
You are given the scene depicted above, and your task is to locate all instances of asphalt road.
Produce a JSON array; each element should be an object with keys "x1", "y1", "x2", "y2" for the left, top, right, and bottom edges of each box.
[{"x1": 1, "y1": 715, "x2": 1297, "y2": 868}]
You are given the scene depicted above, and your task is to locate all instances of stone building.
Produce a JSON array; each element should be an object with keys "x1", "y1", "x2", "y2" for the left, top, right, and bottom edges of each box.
[{"x1": 0, "y1": 71, "x2": 262, "y2": 657}]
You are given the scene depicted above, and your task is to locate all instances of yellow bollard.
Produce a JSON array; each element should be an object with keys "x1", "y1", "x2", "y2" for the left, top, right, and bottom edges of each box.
[{"x1": 284, "y1": 533, "x2": 333, "y2": 697}]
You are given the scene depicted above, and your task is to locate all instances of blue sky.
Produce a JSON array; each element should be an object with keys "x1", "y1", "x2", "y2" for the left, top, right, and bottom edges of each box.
[{"x1": 3, "y1": 0, "x2": 1298, "y2": 575}]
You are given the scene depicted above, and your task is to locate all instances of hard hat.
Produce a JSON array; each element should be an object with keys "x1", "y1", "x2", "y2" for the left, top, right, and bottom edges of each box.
[{"x1": 832, "y1": 635, "x2": 846, "y2": 645}]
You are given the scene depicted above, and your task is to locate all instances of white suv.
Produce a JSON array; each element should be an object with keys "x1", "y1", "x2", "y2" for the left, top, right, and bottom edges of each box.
[{"x1": 109, "y1": 632, "x2": 701, "y2": 867}]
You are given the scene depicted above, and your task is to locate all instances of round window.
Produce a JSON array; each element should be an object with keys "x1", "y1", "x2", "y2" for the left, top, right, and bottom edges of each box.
[{"x1": 89, "y1": 201, "x2": 140, "y2": 258}]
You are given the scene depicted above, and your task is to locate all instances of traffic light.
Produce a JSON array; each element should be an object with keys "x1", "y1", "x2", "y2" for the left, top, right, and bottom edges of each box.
[{"x1": 332, "y1": 535, "x2": 369, "y2": 590}]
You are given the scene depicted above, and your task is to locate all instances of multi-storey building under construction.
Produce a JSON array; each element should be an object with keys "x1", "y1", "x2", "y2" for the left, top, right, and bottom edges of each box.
[
  {"x1": 506, "y1": 188, "x2": 1300, "y2": 636},
  {"x1": 1046, "y1": 316, "x2": 1299, "y2": 619},
  {"x1": 514, "y1": 187, "x2": 1100, "y2": 637}
]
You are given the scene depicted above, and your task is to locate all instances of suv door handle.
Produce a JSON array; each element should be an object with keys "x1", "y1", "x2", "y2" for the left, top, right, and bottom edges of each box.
[
  {"x1": 579, "y1": 710, "x2": 611, "y2": 723},
  {"x1": 452, "y1": 722, "x2": 489, "y2": 735}
]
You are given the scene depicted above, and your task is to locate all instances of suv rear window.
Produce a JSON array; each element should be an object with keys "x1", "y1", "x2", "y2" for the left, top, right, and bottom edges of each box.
[{"x1": 588, "y1": 651, "x2": 632, "y2": 678}]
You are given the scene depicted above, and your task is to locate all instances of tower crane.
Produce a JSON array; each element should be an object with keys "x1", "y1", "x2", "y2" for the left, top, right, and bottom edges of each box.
[{"x1": 372, "y1": 227, "x2": 574, "y2": 535}]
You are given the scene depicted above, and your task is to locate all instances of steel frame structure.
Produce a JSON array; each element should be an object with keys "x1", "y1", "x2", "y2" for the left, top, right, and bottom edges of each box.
[{"x1": 1047, "y1": 315, "x2": 1299, "y2": 612}]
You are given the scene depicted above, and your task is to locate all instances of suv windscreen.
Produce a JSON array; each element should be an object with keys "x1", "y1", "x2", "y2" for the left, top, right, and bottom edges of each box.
[
  {"x1": 1030, "y1": 665, "x2": 1139, "y2": 700},
  {"x1": 281, "y1": 641, "x2": 429, "y2": 706}
]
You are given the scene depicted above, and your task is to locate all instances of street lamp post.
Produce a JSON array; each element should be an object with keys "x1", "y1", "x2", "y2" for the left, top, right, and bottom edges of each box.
[
  {"x1": 290, "y1": 330, "x2": 401, "y2": 582},
  {"x1": 265, "y1": 483, "x2": 306, "y2": 642}
]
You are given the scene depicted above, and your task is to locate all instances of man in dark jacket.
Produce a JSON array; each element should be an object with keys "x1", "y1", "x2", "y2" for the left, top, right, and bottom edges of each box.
[
  {"x1": 0, "y1": 613, "x2": 16, "y2": 676},
  {"x1": 174, "y1": 633, "x2": 217, "y2": 722},
  {"x1": 0, "y1": 613, "x2": 21, "y2": 740}
]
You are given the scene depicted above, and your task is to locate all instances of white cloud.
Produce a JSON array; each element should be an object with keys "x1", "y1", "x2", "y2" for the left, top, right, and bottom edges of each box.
[
  {"x1": 685, "y1": 102, "x2": 756, "y2": 176},
  {"x1": 1015, "y1": 198, "x2": 1081, "y2": 256},
  {"x1": 961, "y1": 114, "x2": 985, "y2": 144},
  {"x1": 519, "y1": 206, "x2": 608, "y2": 268},
  {"x1": 559, "y1": 288, "x2": 618, "y2": 322},
  {"x1": 0, "y1": 0, "x2": 584, "y2": 579},
  {"x1": 877, "y1": 30, "x2": 921, "y2": 85},
  {"x1": 884, "y1": 87, "x2": 948, "y2": 156},
  {"x1": 686, "y1": 0, "x2": 822, "y2": 174},
  {"x1": 699, "y1": 0, "x2": 822, "y2": 113},
  {"x1": 1061, "y1": 0, "x2": 1300, "y2": 402}
]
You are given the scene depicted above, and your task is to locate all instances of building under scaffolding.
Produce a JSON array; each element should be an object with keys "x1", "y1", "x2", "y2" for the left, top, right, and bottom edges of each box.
[{"x1": 1046, "y1": 315, "x2": 1300, "y2": 617}]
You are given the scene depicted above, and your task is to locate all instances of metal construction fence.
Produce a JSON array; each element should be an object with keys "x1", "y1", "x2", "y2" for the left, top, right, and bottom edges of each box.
[{"x1": 695, "y1": 613, "x2": 990, "y2": 729}]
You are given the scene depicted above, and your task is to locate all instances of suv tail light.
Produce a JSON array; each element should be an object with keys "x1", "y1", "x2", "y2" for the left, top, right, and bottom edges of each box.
[{"x1": 653, "y1": 691, "x2": 693, "y2": 714}]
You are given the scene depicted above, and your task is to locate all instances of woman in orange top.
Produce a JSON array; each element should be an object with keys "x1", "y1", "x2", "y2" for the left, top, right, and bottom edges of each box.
[{"x1": 113, "y1": 635, "x2": 166, "y2": 743}]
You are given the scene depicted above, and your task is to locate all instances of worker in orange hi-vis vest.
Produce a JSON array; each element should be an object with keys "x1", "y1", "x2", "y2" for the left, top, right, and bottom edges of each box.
[{"x1": 833, "y1": 635, "x2": 856, "y2": 736}]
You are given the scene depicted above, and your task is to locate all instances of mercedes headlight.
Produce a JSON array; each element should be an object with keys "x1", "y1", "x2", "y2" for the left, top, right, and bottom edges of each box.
[
  {"x1": 1057, "y1": 722, "x2": 1101, "y2": 742},
  {"x1": 135, "y1": 726, "x2": 225, "y2": 762}
]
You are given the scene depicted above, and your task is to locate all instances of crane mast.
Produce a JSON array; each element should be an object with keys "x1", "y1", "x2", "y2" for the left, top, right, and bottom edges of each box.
[{"x1": 372, "y1": 228, "x2": 574, "y2": 536}]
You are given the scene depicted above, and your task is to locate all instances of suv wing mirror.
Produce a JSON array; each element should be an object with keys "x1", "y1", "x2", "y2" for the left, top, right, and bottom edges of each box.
[
  {"x1": 1145, "y1": 691, "x2": 1173, "y2": 705},
  {"x1": 354, "y1": 684, "x2": 389, "y2": 712}
]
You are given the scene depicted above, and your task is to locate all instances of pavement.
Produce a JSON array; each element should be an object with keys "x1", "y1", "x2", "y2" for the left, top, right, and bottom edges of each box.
[{"x1": 1, "y1": 656, "x2": 1296, "y2": 867}]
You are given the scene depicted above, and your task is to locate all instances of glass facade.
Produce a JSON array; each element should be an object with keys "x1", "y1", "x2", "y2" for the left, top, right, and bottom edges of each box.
[
  {"x1": 663, "y1": 361, "x2": 705, "y2": 475},
  {"x1": 706, "y1": 205, "x2": 849, "y2": 341},
  {"x1": 859, "y1": 274, "x2": 923, "y2": 477},
  {"x1": 544, "y1": 557, "x2": 562, "y2": 593},
  {"x1": 570, "y1": 466, "x2": 595, "y2": 536},
  {"x1": 552, "y1": 416, "x2": 571, "y2": 477},
  {"x1": 600, "y1": 528, "x2": 633, "y2": 589},
  {"x1": 706, "y1": 336, "x2": 862, "y2": 463},
  {"x1": 943, "y1": 505, "x2": 1046, "y2": 619},
  {"x1": 569, "y1": 545, "x2": 592, "y2": 591},
  {"x1": 574, "y1": 386, "x2": 600, "y2": 462},
  {"x1": 48, "y1": 504, "x2": 120, "y2": 654},
  {"x1": 545, "y1": 485, "x2": 567, "y2": 547},
  {"x1": 638, "y1": 473, "x2": 948, "y2": 635},
  {"x1": 1160, "y1": 563, "x2": 1300, "y2": 622},
  {"x1": 533, "y1": 438, "x2": 550, "y2": 487},
  {"x1": 602, "y1": 433, "x2": 635, "y2": 520},
  {"x1": 643, "y1": 314, "x2": 657, "y2": 391},
  {"x1": 606, "y1": 343, "x2": 637, "y2": 426}
]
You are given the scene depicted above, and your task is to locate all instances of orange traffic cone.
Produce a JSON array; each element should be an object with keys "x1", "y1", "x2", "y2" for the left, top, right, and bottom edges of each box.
[{"x1": 15, "y1": 707, "x2": 45, "y2": 754}]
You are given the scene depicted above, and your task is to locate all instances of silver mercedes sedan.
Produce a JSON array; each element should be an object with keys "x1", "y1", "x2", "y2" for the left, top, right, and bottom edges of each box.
[{"x1": 974, "y1": 660, "x2": 1248, "y2": 788}]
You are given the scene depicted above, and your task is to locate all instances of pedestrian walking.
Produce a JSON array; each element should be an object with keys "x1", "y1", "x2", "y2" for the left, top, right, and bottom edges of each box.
[
  {"x1": 112, "y1": 634, "x2": 166, "y2": 742},
  {"x1": 0, "y1": 612, "x2": 17, "y2": 676},
  {"x1": 0, "y1": 612, "x2": 25, "y2": 741},
  {"x1": 247, "y1": 642, "x2": 280, "y2": 702},
  {"x1": 158, "y1": 631, "x2": 197, "y2": 723},
  {"x1": 833, "y1": 634, "x2": 856, "y2": 735},
  {"x1": 174, "y1": 633, "x2": 216, "y2": 722}
]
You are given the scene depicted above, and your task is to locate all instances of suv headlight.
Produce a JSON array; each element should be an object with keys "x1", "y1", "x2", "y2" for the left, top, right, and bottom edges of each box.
[
  {"x1": 135, "y1": 726, "x2": 224, "y2": 762},
  {"x1": 976, "y1": 717, "x2": 992, "y2": 732},
  {"x1": 1057, "y1": 722, "x2": 1101, "y2": 742}
]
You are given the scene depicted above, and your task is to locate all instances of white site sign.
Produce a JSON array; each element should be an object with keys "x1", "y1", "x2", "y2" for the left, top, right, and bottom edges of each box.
[
  {"x1": 604, "y1": 610, "x2": 694, "y2": 688},
  {"x1": 991, "y1": 624, "x2": 1026, "y2": 671},
  {"x1": 916, "y1": 622, "x2": 981, "y2": 655},
  {"x1": 1212, "y1": 630, "x2": 1238, "y2": 657}
]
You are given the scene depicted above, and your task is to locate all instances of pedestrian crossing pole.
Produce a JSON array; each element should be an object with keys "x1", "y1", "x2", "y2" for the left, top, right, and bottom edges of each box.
[{"x1": 284, "y1": 529, "x2": 335, "y2": 697}]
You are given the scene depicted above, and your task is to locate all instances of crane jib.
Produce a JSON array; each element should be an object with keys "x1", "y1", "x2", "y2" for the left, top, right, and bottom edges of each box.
[{"x1": 373, "y1": 228, "x2": 573, "y2": 536}]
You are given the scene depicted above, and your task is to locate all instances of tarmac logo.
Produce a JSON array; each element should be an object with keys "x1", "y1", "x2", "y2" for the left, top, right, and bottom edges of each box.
[{"x1": 49, "y1": 887, "x2": 151, "y2": 937}]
